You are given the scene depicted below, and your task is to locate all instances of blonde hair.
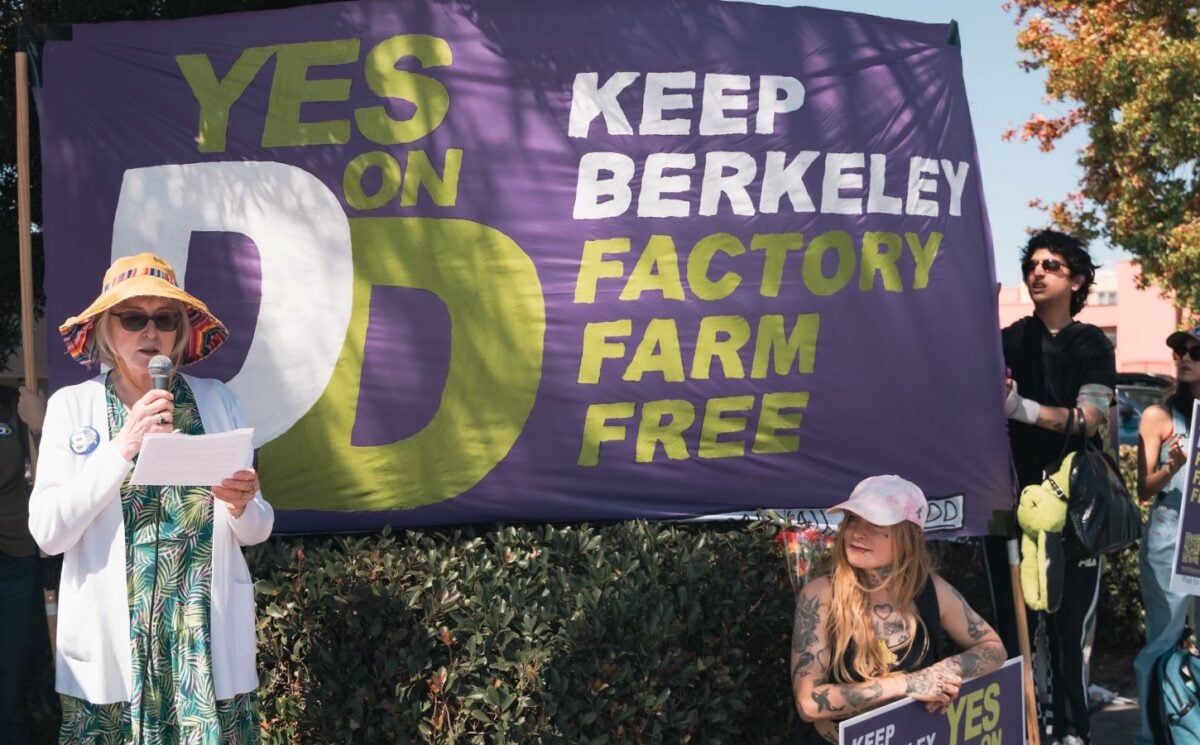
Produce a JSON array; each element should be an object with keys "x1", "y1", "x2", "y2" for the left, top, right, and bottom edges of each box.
[
  {"x1": 93, "y1": 300, "x2": 191, "y2": 377},
  {"x1": 826, "y1": 519, "x2": 933, "y2": 682}
]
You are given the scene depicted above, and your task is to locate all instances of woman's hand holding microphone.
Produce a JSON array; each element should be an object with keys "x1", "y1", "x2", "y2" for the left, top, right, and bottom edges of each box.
[{"x1": 113, "y1": 389, "x2": 175, "y2": 462}]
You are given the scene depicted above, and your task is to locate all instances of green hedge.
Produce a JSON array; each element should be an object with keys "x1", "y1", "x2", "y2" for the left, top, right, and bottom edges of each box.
[
  {"x1": 244, "y1": 525, "x2": 995, "y2": 744},
  {"x1": 26, "y1": 459, "x2": 1150, "y2": 743},
  {"x1": 248, "y1": 522, "x2": 796, "y2": 744}
]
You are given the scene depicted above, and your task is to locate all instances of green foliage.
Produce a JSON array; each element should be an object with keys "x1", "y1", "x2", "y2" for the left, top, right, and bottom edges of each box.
[
  {"x1": 0, "y1": 165, "x2": 44, "y2": 371},
  {"x1": 23, "y1": 520, "x2": 1004, "y2": 744},
  {"x1": 241, "y1": 522, "x2": 798, "y2": 744},
  {"x1": 1007, "y1": 1, "x2": 1200, "y2": 310},
  {"x1": 19, "y1": 504, "x2": 1145, "y2": 743},
  {"x1": 242, "y1": 524, "x2": 1013, "y2": 744}
]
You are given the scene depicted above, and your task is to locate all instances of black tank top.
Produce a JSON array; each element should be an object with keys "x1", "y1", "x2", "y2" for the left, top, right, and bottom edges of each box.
[{"x1": 794, "y1": 578, "x2": 944, "y2": 744}]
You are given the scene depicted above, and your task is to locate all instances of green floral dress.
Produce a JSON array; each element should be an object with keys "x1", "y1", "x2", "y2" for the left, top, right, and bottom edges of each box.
[{"x1": 58, "y1": 374, "x2": 258, "y2": 745}]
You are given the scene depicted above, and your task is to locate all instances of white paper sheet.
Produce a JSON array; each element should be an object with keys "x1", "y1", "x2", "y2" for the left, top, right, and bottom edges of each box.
[{"x1": 129, "y1": 428, "x2": 255, "y2": 486}]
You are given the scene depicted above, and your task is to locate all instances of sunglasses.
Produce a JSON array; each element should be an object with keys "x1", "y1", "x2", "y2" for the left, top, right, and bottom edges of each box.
[
  {"x1": 111, "y1": 310, "x2": 182, "y2": 333},
  {"x1": 1021, "y1": 258, "x2": 1068, "y2": 275},
  {"x1": 1173, "y1": 346, "x2": 1200, "y2": 362}
]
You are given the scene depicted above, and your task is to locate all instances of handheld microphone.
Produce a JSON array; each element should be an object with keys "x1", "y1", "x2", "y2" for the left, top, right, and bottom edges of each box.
[
  {"x1": 141, "y1": 353, "x2": 174, "y2": 745},
  {"x1": 148, "y1": 355, "x2": 173, "y2": 391}
]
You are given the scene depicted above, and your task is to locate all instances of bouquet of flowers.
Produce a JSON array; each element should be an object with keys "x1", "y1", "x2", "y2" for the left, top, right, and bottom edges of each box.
[{"x1": 775, "y1": 524, "x2": 834, "y2": 594}]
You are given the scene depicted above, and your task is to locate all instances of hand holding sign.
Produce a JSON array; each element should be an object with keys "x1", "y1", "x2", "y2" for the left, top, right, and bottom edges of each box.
[
  {"x1": 903, "y1": 663, "x2": 962, "y2": 714},
  {"x1": 839, "y1": 658, "x2": 1022, "y2": 745}
]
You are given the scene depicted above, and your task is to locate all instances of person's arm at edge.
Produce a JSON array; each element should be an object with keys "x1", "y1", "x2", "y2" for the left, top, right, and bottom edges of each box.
[
  {"x1": 17, "y1": 385, "x2": 45, "y2": 440},
  {"x1": 929, "y1": 575, "x2": 1007, "y2": 681},
  {"x1": 1137, "y1": 404, "x2": 1179, "y2": 501},
  {"x1": 791, "y1": 579, "x2": 913, "y2": 723},
  {"x1": 1026, "y1": 400, "x2": 1108, "y2": 438},
  {"x1": 1007, "y1": 330, "x2": 1115, "y2": 438}
]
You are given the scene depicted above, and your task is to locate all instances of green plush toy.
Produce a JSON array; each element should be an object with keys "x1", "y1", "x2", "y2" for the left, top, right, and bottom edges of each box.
[{"x1": 1017, "y1": 452, "x2": 1074, "y2": 613}]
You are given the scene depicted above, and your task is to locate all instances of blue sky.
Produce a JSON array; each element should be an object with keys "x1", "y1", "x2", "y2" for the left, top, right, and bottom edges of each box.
[{"x1": 743, "y1": 0, "x2": 1124, "y2": 286}]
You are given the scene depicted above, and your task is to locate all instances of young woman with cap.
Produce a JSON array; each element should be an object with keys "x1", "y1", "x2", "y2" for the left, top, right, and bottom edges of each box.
[
  {"x1": 791, "y1": 475, "x2": 1007, "y2": 744},
  {"x1": 28, "y1": 253, "x2": 273, "y2": 744},
  {"x1": 1131, "y1": 326, "x2": 1200, "y2": 745}
]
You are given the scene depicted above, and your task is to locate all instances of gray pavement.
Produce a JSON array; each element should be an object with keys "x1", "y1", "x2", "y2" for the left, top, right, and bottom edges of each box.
[{"x1": 1090, "y1": 698, "x2": 1140, "y2": 745}]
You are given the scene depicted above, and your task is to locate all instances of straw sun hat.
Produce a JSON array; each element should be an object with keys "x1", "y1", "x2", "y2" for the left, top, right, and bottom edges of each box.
[{"x1": 59, "y1": 253, "x2": 228, "y2": 366}]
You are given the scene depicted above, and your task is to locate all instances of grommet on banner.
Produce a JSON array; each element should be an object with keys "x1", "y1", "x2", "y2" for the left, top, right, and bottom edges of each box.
[{"x1": 0, "y1": 422, "x2": 12, "y2": 437}]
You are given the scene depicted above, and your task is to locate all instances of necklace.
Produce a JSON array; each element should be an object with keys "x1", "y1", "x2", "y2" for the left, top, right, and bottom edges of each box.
[{"x1": 878, "y1": 640, "x2": 898, "y2": 667}]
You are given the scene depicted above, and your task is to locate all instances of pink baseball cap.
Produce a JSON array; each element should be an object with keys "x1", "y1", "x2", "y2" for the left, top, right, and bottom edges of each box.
[{"x1": 828, "y1": 475, "x2": 928, "y2": 529}]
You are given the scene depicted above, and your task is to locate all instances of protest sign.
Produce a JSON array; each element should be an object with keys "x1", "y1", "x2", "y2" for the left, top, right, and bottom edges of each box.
[
  {"x1": 1170, "y1": 400, "x2": 1200, "y2": 594},
  {"x1": 839, "y1": 657, "x2": 1023, "y2": 745}
]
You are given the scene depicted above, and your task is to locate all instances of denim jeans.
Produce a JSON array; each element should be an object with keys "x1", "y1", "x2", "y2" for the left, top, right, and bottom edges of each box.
[
  {"x1": 1134, "y1": 496, "x2": 1195, "y2": 745},
  {"x1": 0, "y1": 551, "x2": 40, "y2": 745}
]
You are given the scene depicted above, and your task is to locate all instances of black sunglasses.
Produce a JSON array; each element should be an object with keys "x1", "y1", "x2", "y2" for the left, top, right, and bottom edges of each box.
[
  {"x1": 112, "y1": 310, "x2": 182, "y2": 333},
  {"x1": 1021, "y1": 258, "x2": 1068, "y2": 275},
  {"x1": 1173, "y1": 346, "x2": 1200, "y2": 362}
]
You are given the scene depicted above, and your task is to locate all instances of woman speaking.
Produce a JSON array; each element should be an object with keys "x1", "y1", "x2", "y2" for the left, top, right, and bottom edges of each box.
[{"x1": 29, "y1": 253, "x2": 273, "y2": 744}]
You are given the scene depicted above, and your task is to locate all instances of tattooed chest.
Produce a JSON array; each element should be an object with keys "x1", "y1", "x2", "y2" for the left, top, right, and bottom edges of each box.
[{"x1": 871, "y1": 602, "x2": 913, "y2": 646}]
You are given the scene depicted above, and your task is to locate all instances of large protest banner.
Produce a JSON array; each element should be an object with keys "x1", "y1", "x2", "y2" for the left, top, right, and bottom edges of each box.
[{"x1": 32, "y1": 0, "x2": 1014, "y2": 533}]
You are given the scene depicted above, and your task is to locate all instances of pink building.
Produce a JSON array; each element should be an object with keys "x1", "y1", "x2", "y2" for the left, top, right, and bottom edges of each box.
[{"x1": 998, "y1": 260, "x2": 1182, "y2": 376}]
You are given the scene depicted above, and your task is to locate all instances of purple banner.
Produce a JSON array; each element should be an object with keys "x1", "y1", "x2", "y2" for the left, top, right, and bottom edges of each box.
[
  {"x1": 839, "y1": 658, "x2": 1024, "y2": 745},
  {"x1": 34, "y1": 0, "x2": 1015, "y2": 533}
]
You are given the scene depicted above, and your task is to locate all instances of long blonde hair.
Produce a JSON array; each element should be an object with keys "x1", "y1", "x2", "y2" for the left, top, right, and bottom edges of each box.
[{"x1": 826, "y1": 519, "x2": 933, "y2": 682}]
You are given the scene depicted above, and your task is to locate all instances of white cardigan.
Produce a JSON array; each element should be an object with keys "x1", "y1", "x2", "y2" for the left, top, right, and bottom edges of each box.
[{"x1": 29, "y1": 373, "x2": 274, "y2": 703}]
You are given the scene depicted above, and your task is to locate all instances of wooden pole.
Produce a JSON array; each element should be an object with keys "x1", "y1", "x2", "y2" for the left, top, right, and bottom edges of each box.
[
  {"x1": 1008, "y1": 538, "x2": 1040, "y2": 745},
  {"x1": 15, "y1": 51, "x2": 37, "y2": 450},
  {"x1": 15, "y1": 48, "x2": 56, "y2": 655}
]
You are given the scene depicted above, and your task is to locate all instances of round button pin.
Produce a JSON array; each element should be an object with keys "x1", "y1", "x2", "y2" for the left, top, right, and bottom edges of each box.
[{"x1": 69, "y1": 426, "x2": 101, "y2": 455}]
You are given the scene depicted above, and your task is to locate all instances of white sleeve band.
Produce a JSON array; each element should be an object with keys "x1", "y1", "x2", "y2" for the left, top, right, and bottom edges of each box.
[
  {"x1": 1004, "y1": 384, "x2": 1022, "y2": 417},
  {"x1": 1011, "y1": 397, "x2": 1041, "y2": 425}
]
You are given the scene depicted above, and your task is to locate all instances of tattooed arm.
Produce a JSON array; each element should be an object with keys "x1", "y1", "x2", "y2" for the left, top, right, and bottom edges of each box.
[
  {"x1": 791, "y1": 579, "x2": 911, "y2": 722},
  {"x1": 930, "y1": 575, "x2": 1007, "y2": 681}
]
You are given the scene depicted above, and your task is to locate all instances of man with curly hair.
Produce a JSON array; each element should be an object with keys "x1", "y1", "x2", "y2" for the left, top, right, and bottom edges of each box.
[{"x1": 1001, "y1": 229, "x2": 1115, "y2": 745}]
